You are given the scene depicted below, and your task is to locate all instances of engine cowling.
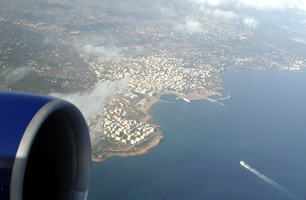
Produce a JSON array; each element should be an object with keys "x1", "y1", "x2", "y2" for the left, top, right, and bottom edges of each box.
[{"x1": 0, "y1": 91, "x2": 91, "y2": 200}]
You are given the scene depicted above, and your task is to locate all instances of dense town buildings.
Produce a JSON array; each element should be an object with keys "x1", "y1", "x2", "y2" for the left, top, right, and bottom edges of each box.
[{"x1": 0, "y1": 0, "x2": 305, "y2": 160}]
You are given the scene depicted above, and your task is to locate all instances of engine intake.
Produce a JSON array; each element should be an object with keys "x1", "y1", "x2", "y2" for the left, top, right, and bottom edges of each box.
[{"x1": 0, "y1": 91, "x2": 91, "y2": 200}]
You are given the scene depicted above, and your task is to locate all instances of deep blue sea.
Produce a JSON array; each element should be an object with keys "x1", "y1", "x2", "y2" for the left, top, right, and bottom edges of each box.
[{"x1": 88, "y1": 68, "x2": 306, "y2": 200}]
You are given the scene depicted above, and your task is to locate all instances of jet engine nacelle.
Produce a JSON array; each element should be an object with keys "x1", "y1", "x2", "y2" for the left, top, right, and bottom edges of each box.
[{"x1": 0, "y1": 91, "x2": 91, "y2": 200}]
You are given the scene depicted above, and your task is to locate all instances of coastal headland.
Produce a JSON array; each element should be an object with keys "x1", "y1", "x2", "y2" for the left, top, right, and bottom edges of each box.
[
  {"x1": 91, "y1": 88, "x2": 228, "y2": 162},
  {"x1": 1, "y1": 0, "x2": 305, "y2": 164}
]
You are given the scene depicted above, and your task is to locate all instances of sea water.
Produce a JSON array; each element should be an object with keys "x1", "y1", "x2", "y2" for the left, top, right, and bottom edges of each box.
[{"x1": 88, "y1": 68, "x2": 306, "y2": 200}]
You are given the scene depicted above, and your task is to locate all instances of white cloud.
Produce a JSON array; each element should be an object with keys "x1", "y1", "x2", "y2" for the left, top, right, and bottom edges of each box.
[
  {"x1": 0, "y1": 67, "x2": 32, "y2": 85},
  {"x1": 211, "y1": 9, "x2": 240, "y2": 21},
  {"x1": 290, "y1": 1, "x2": 306, "y2": 11},
  {"x1": 200, "y1": 7, "x2": 258, "y2": 28},
  {"x1": 50, "y1": 78, "x2": 129, "y2": 143},
  {"x1": 189, "y1": 0, "x2": 229, "y2": 7},
  {"x1": 155, "y1": 5, "x2": 177, "y2": 17},
  {"x1": 243, "y1": 16, "x2": 259, "y2": 28},
  {"x1": 236, "y1": 0, "x2": 306, "y2": 11},
  {"x1": 189, "y1": 0, "x2": 306, "y2": 12},
  {"x1": 176, "y1": 20, "x2": 203, "y2": 34},
  {"x1": 50, "y1": 78, "x2": 129, "y2": 120},
  {"x1": 80, "y1": 44, "x2": 124, "y2": 58},
  {"x1": 236, "y1": 0, "x2": 287, "y2": 10}
]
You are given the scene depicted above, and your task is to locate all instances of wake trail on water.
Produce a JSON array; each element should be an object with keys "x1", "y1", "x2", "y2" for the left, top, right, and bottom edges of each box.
[{"x1": 242, "y1": 162, "x2": 303, "y2": 200}]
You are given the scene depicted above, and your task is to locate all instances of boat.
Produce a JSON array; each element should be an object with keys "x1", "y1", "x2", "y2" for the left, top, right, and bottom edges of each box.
[
  {"x1": 182, "y1": 98, "x2": 190, "y2": 103},
  {"x1": 240, "y1": 160, "x2": 251, "y2": 169}
]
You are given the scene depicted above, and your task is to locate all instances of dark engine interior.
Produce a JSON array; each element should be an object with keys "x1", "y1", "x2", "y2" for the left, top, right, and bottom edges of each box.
[{"x1": 23, "y1": 111, "x2": 78, "y2": 200}]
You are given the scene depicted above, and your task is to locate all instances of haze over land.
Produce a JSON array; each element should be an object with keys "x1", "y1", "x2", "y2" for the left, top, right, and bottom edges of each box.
[{"x1": 1, "y1": 0, "x2": 306, "y2": 160}]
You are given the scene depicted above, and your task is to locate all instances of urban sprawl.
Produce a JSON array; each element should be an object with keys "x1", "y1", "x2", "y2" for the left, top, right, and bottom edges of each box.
[{"x1": 1, "y1": 0, "x2": 306, "y2": 160}]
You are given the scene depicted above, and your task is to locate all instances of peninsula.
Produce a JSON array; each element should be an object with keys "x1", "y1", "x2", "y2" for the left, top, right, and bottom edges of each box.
[{"x1": 0, "y1": 0, "x2": 305, "y2": 162}]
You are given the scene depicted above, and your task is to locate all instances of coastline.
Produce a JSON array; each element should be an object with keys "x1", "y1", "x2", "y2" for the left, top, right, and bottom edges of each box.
[
  {"x1": 92, "y1": 96, "x2": 162, "y2": 162},
  {"x1": 139, "y1": 96, "x2": 160, "y2": 122},
  {"x1": 92, "y1": 88, "x2": 222, "y2": 162},
  {"x1": 92, "y1": 130, "x2": 163, "y2": 162}
]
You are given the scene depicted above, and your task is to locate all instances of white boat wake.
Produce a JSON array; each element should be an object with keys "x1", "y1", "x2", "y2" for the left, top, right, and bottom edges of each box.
[{"x1": 240, "y1": 161, "x2": 303, "y2": 200}]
